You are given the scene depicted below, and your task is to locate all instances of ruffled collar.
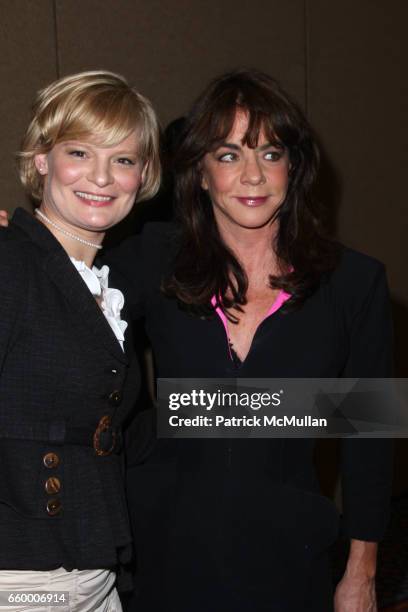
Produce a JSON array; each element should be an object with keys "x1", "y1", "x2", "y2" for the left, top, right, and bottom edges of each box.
[{"x1": 70, "y1": 257, "x2": 128, "y2": 350}]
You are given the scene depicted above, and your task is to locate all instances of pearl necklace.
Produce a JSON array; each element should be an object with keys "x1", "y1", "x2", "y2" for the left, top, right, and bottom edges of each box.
[{"x1": 34, "y1": 208, "x2": 103, "y2": 250}]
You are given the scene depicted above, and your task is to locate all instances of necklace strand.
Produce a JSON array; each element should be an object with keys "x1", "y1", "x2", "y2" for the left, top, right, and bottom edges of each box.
[{"x1": 34, "y1": 209, "x2": 103, "y2": 250}]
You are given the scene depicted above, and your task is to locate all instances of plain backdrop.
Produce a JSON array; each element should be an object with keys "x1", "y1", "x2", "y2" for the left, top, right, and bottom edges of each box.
[{"x1": 1, "y1": 0, "x2": 407, "y2": 493}]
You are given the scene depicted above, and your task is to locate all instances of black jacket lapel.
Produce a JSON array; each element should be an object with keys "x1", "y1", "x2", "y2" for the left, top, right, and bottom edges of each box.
[{"x1": 11, "y1": 208, "x2": 128, "y2": 365}]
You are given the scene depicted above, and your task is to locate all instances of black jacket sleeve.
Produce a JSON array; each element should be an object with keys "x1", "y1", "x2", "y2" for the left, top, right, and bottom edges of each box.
[
  {"x1": 0, "y1": 236, "x2": 27, "y2": 372},
  {"x1": 340, "y1": 262, "x2": 394, "y2": 541}
]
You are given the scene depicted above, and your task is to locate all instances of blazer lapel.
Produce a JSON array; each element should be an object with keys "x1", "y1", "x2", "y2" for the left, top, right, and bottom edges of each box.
[
  {"x1": 44, "y1": 251, "x2": 129, "y2": 364},
  {"x1": 12, "y1": 208, "x2": 128, "y2": 364}
]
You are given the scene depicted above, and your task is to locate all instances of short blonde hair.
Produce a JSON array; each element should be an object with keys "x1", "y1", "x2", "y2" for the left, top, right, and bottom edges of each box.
[{"x1": 18, "y1": 70, "x2": 161, "y2": 202}]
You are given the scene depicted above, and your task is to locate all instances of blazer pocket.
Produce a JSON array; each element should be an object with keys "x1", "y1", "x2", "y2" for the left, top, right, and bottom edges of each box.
[{"x1": 0, "y1": 440, "x2": 64, "y2": 519}]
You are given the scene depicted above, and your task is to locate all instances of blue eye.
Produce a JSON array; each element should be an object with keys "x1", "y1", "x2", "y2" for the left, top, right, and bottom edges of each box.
[
  {"x1": 68, "y1": 150, "x2": 86, "y2": 158},
  {"x1": 117, "y1": 158, "x2": 135, "y2": 165}
]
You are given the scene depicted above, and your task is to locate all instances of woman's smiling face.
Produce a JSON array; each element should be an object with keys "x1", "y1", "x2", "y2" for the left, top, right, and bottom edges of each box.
[
  {"x1": 200, "y1": 111, "x2": 290, "y2": 232},
  {"x1": 34, "y1": 130, "x2": 145, "y2": 238}
]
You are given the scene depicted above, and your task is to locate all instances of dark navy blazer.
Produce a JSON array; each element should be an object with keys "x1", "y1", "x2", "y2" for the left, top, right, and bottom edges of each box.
[{"x1": 0, "y1": 208, "x2": 140, "y2": 572}]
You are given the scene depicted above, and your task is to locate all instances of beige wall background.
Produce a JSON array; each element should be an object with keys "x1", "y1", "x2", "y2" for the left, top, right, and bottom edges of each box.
[{"x1": 1, "y1": 1, "x2": 407, "y2": 489}]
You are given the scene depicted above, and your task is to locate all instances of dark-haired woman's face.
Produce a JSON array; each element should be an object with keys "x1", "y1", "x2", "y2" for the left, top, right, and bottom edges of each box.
[{"x1": 201, "y1": 111, "x2": 289, "y2": 232}]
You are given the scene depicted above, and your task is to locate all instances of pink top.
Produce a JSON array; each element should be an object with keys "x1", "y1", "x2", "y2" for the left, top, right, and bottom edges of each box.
[{"x1": 211, "y1": 289, "x2": 291, "y2": 361}]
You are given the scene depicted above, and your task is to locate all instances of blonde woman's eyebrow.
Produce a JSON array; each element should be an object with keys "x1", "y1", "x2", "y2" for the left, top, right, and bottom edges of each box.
[
  {"x1": 60, "y1": 141, "x2": 139, "y2": 155},
  {"x1": 60, "y1": 141, "x2": 88, "y2": 148}
]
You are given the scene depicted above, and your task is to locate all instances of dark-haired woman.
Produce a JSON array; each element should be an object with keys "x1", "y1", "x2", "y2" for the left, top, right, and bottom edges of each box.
[{"x1": 104, "y1": 70, "x2": 391, "y2": 611}]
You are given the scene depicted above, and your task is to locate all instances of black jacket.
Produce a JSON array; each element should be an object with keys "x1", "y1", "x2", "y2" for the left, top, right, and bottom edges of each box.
[
  {"x1": 0, "y1": 208, "x2": 140, "y2": 571},
  {"x1": 107, "y1": 223, "x2": 394, "y2": 612}
]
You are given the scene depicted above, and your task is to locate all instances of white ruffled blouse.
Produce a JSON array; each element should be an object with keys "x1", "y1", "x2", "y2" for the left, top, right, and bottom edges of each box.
[{"x1": 70, "y1": 257, "x2": 128, "y2": 351}]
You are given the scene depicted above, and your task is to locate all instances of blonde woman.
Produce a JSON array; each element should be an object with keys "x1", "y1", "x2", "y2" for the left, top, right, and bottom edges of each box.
[{"x1": 0, "y1": 71, "x2": 160, "y2": 611}]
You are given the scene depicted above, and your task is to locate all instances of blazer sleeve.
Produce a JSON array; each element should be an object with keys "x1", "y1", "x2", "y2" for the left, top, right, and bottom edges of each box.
[
  {"x1": 0, "y1": 238, "x2": 27, "y2": 372},
  {"x1": 340, "y1": 262, "x2": 394, "y2": 541}
]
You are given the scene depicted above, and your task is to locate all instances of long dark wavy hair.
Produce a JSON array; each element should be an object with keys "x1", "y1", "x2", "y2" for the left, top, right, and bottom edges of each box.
[{"x1": 163, "y1": 69, "x2": 339, "y2": 318}]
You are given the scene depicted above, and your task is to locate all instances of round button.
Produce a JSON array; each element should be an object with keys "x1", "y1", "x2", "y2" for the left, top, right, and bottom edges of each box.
[
  {"x1": 46, "y1": 498, "x2": 62, "y2": 516},
  {"x1": 45, "y1": 477, "x2": 61, "y2": 495},
  {"x1": 108, "y1": 390, "x2": 122, "y2": 406},
  {"x1": 43, "y1": 452, "x2": 60, "y2": 469}
]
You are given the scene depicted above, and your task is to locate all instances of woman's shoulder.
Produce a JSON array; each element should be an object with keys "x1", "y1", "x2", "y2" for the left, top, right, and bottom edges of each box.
[
  {"x1": 333, "y1": 244, "x2": 385, "y2": 282},
  {"x1": 0, "y1": 225, "x2": 32, "y2": 271},
  {"x1": 337, "y1": 244, "x2": 384, "y2": 272},
  {"x1": 0, "y1": 223, "x2": 24, "y2": 244},
  {"x1": 0, "y1": 227, "x2": 32, "y2": 309},
  {"x1": 128, "y1": 221, "x2": 178, "y2": 256},
  {"x1": 104, "y1": 221, "x2": 177, "y2": 277},
  {"x1": 325, "y1": 244, "x2": 388, "y2": 313}
]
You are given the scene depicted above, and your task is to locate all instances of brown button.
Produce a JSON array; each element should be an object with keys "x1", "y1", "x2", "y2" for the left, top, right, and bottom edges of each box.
[
  {"x1": 46, "y1": 498, "x2": 62, "y2": 516},
  {"x1": 108, "y1": 390, "x2": 122, "y2": 406},
  {"x1": 43, "y1": 452, "x2": 60, "y2": 469},
  {"x1": 45, "y1": 477, "x2": 61, "y2": 495}
]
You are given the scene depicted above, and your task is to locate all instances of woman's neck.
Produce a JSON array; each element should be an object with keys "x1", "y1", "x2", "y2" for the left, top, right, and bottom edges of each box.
[
  {"x1": 216, "y1": 219, "x2": 281, "y2": 283},
  {"x1": 35, "y1": 206, "x2": 104, "y2": 267},
  {"x1": 47, "y1": 229, "x2": 100, "y2": 268},
  {"x1": 64, "y1": 243, "x2": 100, "y2": 268}
]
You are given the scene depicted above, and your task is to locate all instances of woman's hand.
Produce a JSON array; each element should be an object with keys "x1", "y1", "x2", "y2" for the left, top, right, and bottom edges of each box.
[
  {"x1": 334, "y1": 574, "x2": 377, "y2": 611},
  {"x1": 0, "y1": 210, "x2": 9, "y2": 227},
  {"x1": 334, "y1": 540, "x2": 378, "y2": 611}
]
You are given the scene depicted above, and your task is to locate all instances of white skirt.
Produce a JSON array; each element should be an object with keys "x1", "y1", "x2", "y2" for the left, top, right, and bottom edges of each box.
[{"x1": 0, "y1": 567, "x2": 121, "y2": 612}]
